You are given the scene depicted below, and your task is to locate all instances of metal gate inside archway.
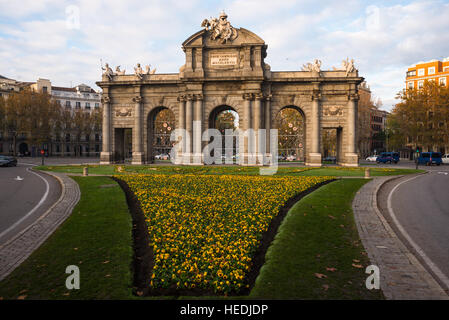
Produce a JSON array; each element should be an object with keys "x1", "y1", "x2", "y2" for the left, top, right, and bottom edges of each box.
[
  {"x1": 209, "y1": 106, "x2": 239, "y2": 163},
  {"x1": 274, "y1": 107, "x2": 305, "y2": 162},
  {"x1": 148, "y1": 107, "x2": 176, "y2": 162}
]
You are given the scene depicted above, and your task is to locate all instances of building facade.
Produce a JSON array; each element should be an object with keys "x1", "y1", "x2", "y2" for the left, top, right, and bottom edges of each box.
[
  {"x1": 0, "y1": 77, "x2": 102, "y2": 156},
  {"x1": 97, "y1": 12, "x2": 364, "y2": 166},
  {"x1": 406, "y1": 58, "x2": 449, "y2": 89}
]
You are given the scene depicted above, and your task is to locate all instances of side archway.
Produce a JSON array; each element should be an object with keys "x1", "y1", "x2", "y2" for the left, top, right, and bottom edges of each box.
[
  {"x1": 147, "y1": 107, "x2": 176, "y2": 162},
  {"x1": 274, "y1": 106, "x2": 306, "y2": 162}
]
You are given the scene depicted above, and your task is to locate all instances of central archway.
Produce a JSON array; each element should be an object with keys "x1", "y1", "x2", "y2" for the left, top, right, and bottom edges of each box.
[
  {"x1": 147, "y1": 107, "x2": 176, "y2": 163},
  {"x1": 208, "y1": 105, "x2": 240, "y2": 163},
  {"x1": 274, "y1": 106, "x2": 306, "y2": 162}
]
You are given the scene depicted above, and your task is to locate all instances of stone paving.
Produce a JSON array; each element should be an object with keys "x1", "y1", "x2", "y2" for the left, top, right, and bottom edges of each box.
[
  {"x1": 0, "y1": 171, "x2": 80, "y2": 281},
  {"x1": 352, "y1": 176, "x2": 449, "y2": 299}
]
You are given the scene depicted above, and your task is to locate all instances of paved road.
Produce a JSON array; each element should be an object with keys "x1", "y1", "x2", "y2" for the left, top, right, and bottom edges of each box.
[
  {"x1": 379, "y1": 167, "x2": 449, "y2": 290},
  {"x1": 0, "y1": 164, "x2": 61, "y2": 245}
]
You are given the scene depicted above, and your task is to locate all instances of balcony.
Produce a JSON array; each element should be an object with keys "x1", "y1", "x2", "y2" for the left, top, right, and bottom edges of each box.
[{"x1": 406, "y1": 70, "x2": 416, "y2": 78}]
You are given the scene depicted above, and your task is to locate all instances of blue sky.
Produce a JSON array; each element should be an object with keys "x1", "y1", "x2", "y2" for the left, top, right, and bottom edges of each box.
[{"x1": 1, "y1": 0, "x2": 449, "y2": 110}]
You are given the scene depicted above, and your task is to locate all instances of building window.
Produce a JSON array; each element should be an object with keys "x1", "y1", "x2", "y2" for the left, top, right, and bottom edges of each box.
[
  {"x1": 42, "y1": 86, "x2": 48, "y2": 93},
  {"x1": 75, "y1": 102, "x2": 81, "y2": 109},
  {"x1": 418, "y1": 68, "x2": 425, "y2": 76},
  {"x1": 440, "y1": 77, "x2": 447, "y2": 86},
  {"x1": 85, "y1": 102, "x2": 90, "y2": 109},
  {"x1": 95, "y1": 133, "x2": 100, "y2": 141},
  {"x1": 408, "y1": 82, "x2": 414, "y2": 89},
  {"x1": 444, "y1": 66, "x2": 449, "y2": 72},
  {"x1": 95, "y1": 103, "x2": 99, "y2": 108},
  {"x1": 406, "y1": 70, "x2": 416, "y2": 77},
  {"x1": 66, "y1": 134, "x2": 71, "y2": 142},
  {"x1": 65, "y1": 101, "x2": 71, "y2": 107},
  {"x1": 418, "y1": 80, "x2": 424, "y2": 89},
  {"x1": 56, "y1": 100, "x2": 61, "y2": 106},
  {"x1": 428, "y1": 67, "x2": 435, "y2": 75}
]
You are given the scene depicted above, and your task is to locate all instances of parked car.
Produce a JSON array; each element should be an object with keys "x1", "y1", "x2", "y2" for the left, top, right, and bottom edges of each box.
[
  {"x1": 323, "y1": 156, "x2": 336, "y2": 163},
  {"x1": 365, "y1": 155, "x2": 378, "y2": 162},
  {"x1": 376, "y1": 152, "x2": 400, "y2": 164},
  {"x1": 417, "y1": 152, "x2": 442, "y2": 166},
  {"x1": 0, "y1": 155, "x2": 18, "y2": 167},
  {"x1": 286, "y1": 155, "x2": 296, "y2": 161},
  {"x1": 442, "y1": 154, "x2": 449, "y2": 164}
]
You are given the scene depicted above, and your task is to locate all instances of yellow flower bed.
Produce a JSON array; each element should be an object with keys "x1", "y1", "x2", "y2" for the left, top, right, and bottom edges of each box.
[{"x1": 118, "y1": 174, "x2": 332, "y2": 293}]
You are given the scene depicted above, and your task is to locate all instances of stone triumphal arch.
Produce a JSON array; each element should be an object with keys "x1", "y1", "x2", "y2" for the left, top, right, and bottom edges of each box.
[{"x1": 97, "y1": 11, "x2": 363, "y2": 166}]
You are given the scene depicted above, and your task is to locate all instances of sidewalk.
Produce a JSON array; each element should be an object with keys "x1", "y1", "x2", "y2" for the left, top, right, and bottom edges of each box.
[
  {"x1": 0, "y1": 171, "x2": 80, "y2": 281},
  {"x1": 352, "y1": 176, "x2": 448, "y2": 299}
]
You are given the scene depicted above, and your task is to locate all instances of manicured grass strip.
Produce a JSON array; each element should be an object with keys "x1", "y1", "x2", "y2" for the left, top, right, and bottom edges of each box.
[
  {"x1": 36, "y1": 164, "x2": 424, "y2": 177},
  {"x1": 250, "y1": 179, "x2": 383, "y2": 300},
  {"x1": 0, "y1": 176, "x2": 133, "y2": 300}
]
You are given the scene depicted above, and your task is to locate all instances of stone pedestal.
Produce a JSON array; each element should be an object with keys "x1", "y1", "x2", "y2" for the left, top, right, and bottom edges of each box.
[
  {"x1": 131, "y1": 152, "x2": 144, "y2": 165},
  {"x1": 306, "y1": 152, "x2": 322, "y2": 167},
  {"x1": 100, "y1": 152, "x2": 112, "y2": 164},
  {"x1": 341, "y1": 153, "x2": 359, "y2": 167}
]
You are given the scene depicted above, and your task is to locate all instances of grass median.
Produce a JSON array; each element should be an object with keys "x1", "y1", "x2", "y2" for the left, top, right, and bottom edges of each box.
[
  {"x1": 250, "y1": 179, "x2": 383, "y2": 299},
  {"x1": 0, "y1": 176, "x2": 134, "y2": 300}
]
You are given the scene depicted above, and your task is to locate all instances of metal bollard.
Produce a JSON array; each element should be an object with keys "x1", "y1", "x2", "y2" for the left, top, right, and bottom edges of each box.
[
  {"x1": 365, "y1": 167, "x2": 370, "y2": 179},
  {"x1": 83, "y1": 167, "x2": 88, "y2": 176}
]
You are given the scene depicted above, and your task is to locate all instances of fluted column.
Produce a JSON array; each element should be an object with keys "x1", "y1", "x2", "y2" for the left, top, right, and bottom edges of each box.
[
  {"x1": 265, "y1": 95, "x2": 272, "y2": 159},
  {"x1": 253, "y1": 93, "x2": 263, "y2": 165},
  {"x1": 176, "y1": 95, "x2": 186, "y2": 164},
  {"x1": 184, "y1": 94, "x2": 193, "y2": 163},
  {"x1": 307, "y1": 88, "x2": 322, "y2": 166},
  {"x1": 241, "y1": 93, "x2": 252, "y2": 165},
  {"x1": 132, "y1": 95, "x2": 144, "y2": 164},
  {"x1": 193, "y1": 94, "x2": 203, "y2": 165},
  {"x1": 100, "y1": 96, "x2": 112, "y2": 164},
  {"x1": 344, "y1": 93, "x2": 359, "y2": 166}
]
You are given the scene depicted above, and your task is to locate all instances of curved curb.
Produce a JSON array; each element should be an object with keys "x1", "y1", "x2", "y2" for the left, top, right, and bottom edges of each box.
[
  {"x1": 352, "y1": 174, "x2": 449, "y2": 300},
  {"x1": 0, "y1": 171, "x2": 80, "y2": 282}
]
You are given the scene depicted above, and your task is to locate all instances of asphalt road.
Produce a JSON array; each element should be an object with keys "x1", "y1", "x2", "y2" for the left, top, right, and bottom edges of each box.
[
  {"x1": 0, "y1": 164, "x2": 61, "y2": 245},
  {"x1": 379, "y1": 167, "x2": 449, "y2": 288}
]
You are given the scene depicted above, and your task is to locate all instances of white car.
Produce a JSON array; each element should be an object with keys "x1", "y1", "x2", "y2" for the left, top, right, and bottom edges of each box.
[
  {"x1": 365, "y1": 155, "x2": 378, "y2": 162},
  {"x1": 442, "y1": 154, "x2": 449, "y2": 164}
]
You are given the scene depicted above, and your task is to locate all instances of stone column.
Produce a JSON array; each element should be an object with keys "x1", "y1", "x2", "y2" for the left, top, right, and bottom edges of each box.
[
  {"x1": 132, "y1": 95, "x2": 144, "y2": 164},
  {"x1": 253, "y1": 93, "x2": 263, "y2": 165},
  {"x1": 307, "y1": 88, "x2": 322, "y2": 166},
  {"x1": 176, "y1": 95, "x2": 186, "y2": 164},
  {"x1": 192, "y1": 94, "x2": 203, "y2": 165},
  {"x1": 184, "y1": 94, "x2": 193, "y2": 163},
  {"x1": 100, "y1": 96, "x2": 112, "y2": 164},
  {"x1": 265, "y1": 95, "x2": 272, "y2": 161},
  {"x1": 241, "y1": 93, "x2": 252, "y2": 165},
  {"x1": 344, "y1": 93, "x2": 359, "y2": 166}
]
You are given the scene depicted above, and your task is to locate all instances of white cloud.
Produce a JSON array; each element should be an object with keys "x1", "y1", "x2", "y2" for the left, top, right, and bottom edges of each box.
[{"x1": 1, "y1": 0, "x2": 448, "y2": 110}]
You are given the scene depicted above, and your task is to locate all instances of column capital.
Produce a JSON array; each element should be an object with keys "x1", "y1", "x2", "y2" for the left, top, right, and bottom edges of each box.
[
  {"x1": 186, "y1": 94, "x2": 194, "y2": 101},
  {"x1": 264, "y1": 94, "x2": 273, "y2": 101},
  {"x1": 254, "y1": 93, "x2": 263, "y2": 101},
  {"x1": 242, "y1": 93, "x2": 253, "y2": 100},
  {"x1": 177, "y1": 94, "x2": 186, "y2": 102},
  {"x1": 194, "y1": 93, "x2": 204, "y2": 101},
  {"x1": 348, "y1": 93, "x2": 359, "y2": 101},
  {"x1": 132, "y1": 96, "x2": 143, "y2": 103},
  {"x1": 101, "y1": 96, "x2": 111, "y2": 104},
  {"x1": 311, "y1": 90, "x2": 321, "y2": 101}
]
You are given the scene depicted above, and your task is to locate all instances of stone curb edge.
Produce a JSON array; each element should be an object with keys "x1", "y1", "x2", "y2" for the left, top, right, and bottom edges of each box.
[
  {"x1": 368, "y1": 173, "x2": 448, "y2": 298},
  {"x1": 0, "y1": 170, "x2": 80, "y2": 281}
]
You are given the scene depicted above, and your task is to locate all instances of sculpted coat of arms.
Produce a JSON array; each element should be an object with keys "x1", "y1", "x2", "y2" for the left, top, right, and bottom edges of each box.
[{"x1": 201, "y1": 11, "x2": 238, "y2": 44}]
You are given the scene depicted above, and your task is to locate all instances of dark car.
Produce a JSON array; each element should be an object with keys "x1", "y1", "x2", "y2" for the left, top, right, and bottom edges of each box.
[
  {"x1": 417, "y1": 152, "x2": 442, "y2": 166},
  {"x1": 323, "y1": 156, "x2": 337, "y2": 164},
  {"x1": 376, "y1": 152, "x2": 400, "y2": 164},
  {"x1": 0, "y1": 155, "x2": 18, "y2": 167}
]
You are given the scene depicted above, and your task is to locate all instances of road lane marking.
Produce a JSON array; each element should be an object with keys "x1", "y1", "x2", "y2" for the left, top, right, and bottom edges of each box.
[
  {"x1": 387, "y1": 174, "x2": 449, "y2": 291},
  {"x1": 0, "y1": 167, "x2": 50, "y2": 240}
]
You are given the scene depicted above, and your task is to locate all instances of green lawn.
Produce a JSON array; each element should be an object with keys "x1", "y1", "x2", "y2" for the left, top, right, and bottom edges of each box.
[
  {"x1": 35, "y1": 164, "x2": 423, "y2": 177},
  {"x1": 0, "y1": 173, "x2": 385, "y2": 300},
  {"x1": 0, "y1": 176, "x2": 134, "y2": 300},
  {"x1": 250, "y1": 179, "x2": 383, "y2": 299}
]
